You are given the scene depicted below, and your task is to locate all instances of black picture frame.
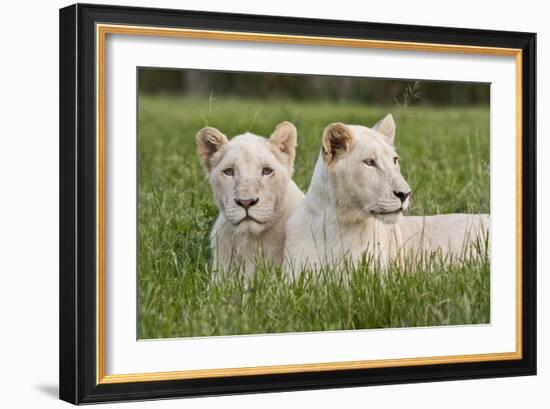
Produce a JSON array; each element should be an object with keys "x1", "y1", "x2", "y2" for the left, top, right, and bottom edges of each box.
[{"x1": 59, "y1": 3, "x2": 536, "y2": 404}]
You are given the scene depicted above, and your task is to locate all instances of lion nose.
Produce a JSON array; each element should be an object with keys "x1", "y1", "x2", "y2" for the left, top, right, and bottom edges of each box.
[
  {"x1": 235, "y1": 198, "x2": 259, "y2": 210},
  {"x1": 393, "y1": 190, "x2": 411, "y2": 203}
]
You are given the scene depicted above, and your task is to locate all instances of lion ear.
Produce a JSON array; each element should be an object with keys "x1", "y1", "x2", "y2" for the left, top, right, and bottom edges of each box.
[
  {"x1": 270, "y1": 121, "x2": 297, "y2": 171},
  {"x1": 373, "y1": 113, "x2": 396, "y2": 144},
  {"x1": 322, "y1": 122, "x2": 353, "y2": 164},
  {"x1": 196, "y1": 127, "x2": 228, "y2": 171}
]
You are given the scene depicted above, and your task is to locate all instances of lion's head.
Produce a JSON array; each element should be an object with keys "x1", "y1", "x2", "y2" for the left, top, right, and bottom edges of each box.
[
  {"x1": 197, "y1": 122, "x2": 298, "y2": 236},
  {"x1": 321, "y1": 114, "x2": 411, "y2": 224}
]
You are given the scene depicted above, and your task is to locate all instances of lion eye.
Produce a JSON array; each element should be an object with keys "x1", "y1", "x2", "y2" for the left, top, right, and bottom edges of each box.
[
  {"x1": 262, "y1": 167, "x2": 274, "y2": 176},
  {"x1": 363, "y1": 158, "x2": 376, "y2": 167},
  {"x1": 222, "y1": 168, "x2": 234, "y2": 176},
  {"x1": 393, "y1": 157, "x2": 399, "y2": 165}
]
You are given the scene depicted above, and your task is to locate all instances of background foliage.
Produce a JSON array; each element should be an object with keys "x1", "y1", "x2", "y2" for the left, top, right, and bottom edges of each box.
[{"x1": 139, "y1": 69, "x2": 490, "y2": 106}]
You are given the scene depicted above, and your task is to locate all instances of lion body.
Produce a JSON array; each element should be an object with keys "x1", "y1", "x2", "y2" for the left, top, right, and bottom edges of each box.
[
  {"x1": 197, "y1": 123, "x2": 304, "y2": 278},
  {"x1": 284, "y1": 116, "x2": 489, "y2": 276},
  {"x1": 399, "y1": 214, "x2": 490, "y2": 261}
]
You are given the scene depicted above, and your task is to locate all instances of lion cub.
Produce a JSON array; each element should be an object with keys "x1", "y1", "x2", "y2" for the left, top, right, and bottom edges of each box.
[
  {"x1": 284, "y1": 114, "x2": 489, "y2": 277},
  {"x1": 197, "y1": 122, "x2": 304, "y2": 278}
]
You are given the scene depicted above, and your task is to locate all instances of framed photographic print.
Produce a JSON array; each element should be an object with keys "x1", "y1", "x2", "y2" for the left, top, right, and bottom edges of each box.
[{"x1": 59, "y1": 3, "x2": 536, "y2": 404}]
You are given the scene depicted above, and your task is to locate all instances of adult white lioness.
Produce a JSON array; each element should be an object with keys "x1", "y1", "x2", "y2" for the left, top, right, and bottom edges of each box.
[
  {"x1": 284, "y1": 114, "x2": 489, "y2": 276},
  {"x1": 197, "y1": 122, "x2": 304, "y2": 278}
]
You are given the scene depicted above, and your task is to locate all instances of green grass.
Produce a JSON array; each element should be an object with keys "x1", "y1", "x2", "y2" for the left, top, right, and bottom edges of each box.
[{"x1": 137, "y1": 95, "x2": 490, "y2": 339}]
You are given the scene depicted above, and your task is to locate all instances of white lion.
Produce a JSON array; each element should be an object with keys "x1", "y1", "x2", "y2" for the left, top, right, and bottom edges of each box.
[
  {"x1": 197, "y1": 122, "x2": 304, "y2": 278},
  {"x1": 284, "y1": 114, "x2": 489, "y2": 276}
]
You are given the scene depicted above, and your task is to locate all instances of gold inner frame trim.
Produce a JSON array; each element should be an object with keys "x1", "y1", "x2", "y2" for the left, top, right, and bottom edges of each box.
[{"x1": 95, "y1": 23, "x2": 523, "y2": 385}]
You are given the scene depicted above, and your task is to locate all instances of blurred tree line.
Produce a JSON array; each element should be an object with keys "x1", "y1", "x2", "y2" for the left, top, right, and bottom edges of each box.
[{"x1": 139, "y1": 68, "x2": 489, "y2": 106}]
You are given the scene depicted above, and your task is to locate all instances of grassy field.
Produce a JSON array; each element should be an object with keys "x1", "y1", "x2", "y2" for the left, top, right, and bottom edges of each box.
[{"x1": 137, "y1": 95, "x2": 490, "y2": 339}]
